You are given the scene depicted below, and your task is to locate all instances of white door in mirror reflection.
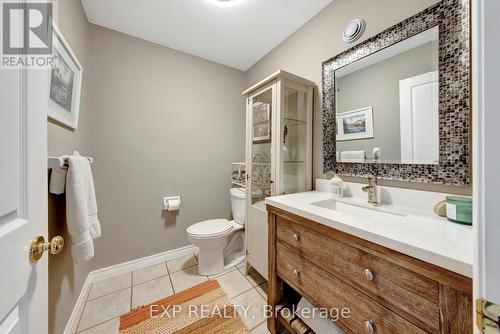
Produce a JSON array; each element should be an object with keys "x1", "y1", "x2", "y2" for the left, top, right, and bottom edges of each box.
[{"x1": 399, "y1": 71, "x2": 439, "y2": 164}]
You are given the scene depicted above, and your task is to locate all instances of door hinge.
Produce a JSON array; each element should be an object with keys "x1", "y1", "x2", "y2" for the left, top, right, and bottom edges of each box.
[{"x1": 476, "y1": 298, "x2": 500, "y2": 333}]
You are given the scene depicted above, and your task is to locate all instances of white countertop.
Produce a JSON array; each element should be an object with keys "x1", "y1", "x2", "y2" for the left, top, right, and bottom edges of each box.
[{"x1": 265, "y1": 190, "x2": 473, "y2": 277}]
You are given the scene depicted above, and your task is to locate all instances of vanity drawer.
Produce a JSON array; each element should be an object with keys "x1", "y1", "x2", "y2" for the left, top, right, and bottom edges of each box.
[
  {"x1": 276, "y1": 216, "x2": 440, "y2": 332},
  {"x1": 277, "y1": 243, "x2": 427, "y2": 334}
]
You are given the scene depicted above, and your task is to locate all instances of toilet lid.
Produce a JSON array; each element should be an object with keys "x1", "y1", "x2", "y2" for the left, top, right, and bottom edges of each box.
[{"x1": 186, "y1": 219, "x2": 233, "y2": 238}]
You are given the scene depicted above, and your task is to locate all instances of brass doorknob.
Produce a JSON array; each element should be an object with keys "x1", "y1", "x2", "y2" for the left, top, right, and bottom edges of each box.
[{"x1": 29, "y1": 235, "x2": 64, "y2": 262}]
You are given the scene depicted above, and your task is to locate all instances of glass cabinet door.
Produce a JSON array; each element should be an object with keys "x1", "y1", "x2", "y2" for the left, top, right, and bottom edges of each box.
[
  {"x1": 249, "y1": 86, "x2": 274, "y2": 210},
  {"x1": 244, "y1": 72, "x2": 313, "y2": 280},
  {"x1": 279, "y1": 83, "x2": 310, "y2": 194}
]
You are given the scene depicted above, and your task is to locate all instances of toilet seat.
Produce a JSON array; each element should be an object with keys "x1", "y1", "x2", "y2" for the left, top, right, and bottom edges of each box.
[{"x1": 187, "y1": 219, "x2": 233, "y2": 239}]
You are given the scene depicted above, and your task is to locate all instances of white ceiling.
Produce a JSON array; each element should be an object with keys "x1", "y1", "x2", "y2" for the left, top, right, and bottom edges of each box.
[{"x1": 81, "y1": 0, "x2": 332, "y2": 70}]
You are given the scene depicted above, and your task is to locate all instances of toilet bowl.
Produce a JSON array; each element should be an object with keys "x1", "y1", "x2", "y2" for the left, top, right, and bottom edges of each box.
[{"x1": 187, "y1": 187, "x2": 245, "y2": 276}]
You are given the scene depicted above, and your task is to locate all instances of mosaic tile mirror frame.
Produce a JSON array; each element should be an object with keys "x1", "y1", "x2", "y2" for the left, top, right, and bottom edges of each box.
[{"x1": 322, "y1": 0, "x2": 470, "y2": 186}]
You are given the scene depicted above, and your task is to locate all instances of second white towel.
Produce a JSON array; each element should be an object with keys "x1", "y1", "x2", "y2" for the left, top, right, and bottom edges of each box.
[
  {"x1": 49, "y1": 167, "x2": 67, "y2": 195},
  {"x1": 296, "y1": 297, "x2": 345, "y2": 334},
  {"x1": 65, "y1": 153, "x2": 101, "y2": 262},
  {"x1": 340, "y1": 150, "x2": 365, "y2": 162}
]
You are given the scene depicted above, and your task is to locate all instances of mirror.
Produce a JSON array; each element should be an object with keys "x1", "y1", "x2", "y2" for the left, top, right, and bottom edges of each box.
[
  {"x1": 335, "y1": 27, "x2": 439, "y2": 164},
  {"x1": 322, "y1": 0, "x2": 471, "y2": 185}
]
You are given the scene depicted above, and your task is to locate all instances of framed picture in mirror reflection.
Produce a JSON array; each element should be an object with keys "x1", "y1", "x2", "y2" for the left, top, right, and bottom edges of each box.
[
  {"x1": 252, "y1": 102, "x2": 271, "y2": 143},
  {"x1": 336, "y1": 106, "x2": 374, "y2": 141}
]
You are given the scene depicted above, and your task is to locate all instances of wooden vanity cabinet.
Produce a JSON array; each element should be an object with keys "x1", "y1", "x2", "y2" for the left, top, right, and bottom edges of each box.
[{"x1": 267, "y1": 205, "x2": 473, "y2": 334}]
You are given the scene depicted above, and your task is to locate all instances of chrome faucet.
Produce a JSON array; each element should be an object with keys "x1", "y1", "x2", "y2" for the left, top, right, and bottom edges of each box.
[{"x1": 362, "y1": 176, "x2": 378, "y2": 204}]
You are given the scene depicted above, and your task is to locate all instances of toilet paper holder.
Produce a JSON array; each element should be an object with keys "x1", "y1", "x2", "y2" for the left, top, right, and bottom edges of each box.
[{"x1": 163, "y1": 196, "x2": 181, "y2": 211}]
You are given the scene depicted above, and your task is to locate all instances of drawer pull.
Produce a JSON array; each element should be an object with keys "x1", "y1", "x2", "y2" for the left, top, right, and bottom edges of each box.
[
  {"x1": 363, "y1": 268, "x2": 374, "y2": 281},
  {"x1": 364, "y1": 320, "x2": 375, "y2": 333},
  {"x1": 292, "y1": 233, "x2": 300, "y2": 241},
  {"x1": 293, "y1": 268, "x2": 301, "y2": 277}
]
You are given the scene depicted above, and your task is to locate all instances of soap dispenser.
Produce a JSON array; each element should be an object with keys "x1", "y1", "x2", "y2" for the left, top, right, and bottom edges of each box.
[{"x1": 331, "y1": 173, "x2": 344, "y2": 198}]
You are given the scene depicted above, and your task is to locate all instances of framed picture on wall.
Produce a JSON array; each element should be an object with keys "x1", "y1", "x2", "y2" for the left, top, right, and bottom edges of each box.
[
  {"x1": 47, "y1": 23, "x2": 83, "y2": 130},
  {"x1": 252, "y1": 102, "x2": 271, "y2": 143},
  {"x1": 336, "y1": 106, "x2": 374, "y2": 141}
]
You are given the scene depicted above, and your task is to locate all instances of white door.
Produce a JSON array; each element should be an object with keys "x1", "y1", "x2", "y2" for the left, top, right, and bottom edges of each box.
[
  {"x1": 473, "y1": 0, "x2": 500, "y2": 332},
  {"x1": 0, "y1": 10, "x2": 49, "y2": 334},
  {"x1": 399, "y1": 71, "x2": 439, "y2": 164}
]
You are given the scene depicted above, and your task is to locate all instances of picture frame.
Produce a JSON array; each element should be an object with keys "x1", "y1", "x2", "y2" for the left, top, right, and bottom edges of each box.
[
  {"x1": 252, "y1": 102, "x2": 271, "y2": 143},
  {"x1": 336, "y1": 106, "x2": 374, "y2": 141},
  {"x1": 47, "y1": 23, "x2": 83, "y2": 130}
]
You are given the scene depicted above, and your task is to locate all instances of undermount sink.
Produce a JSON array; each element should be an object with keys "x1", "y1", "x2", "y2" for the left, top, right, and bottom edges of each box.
[{"x1": 311, "y1": 197, "x2": 407, "y2": 224}]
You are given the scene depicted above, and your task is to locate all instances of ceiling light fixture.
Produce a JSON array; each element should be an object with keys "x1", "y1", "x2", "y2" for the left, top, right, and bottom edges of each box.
[{"x1": 206, "y1": 0, "x2": 241, "y2": 7}]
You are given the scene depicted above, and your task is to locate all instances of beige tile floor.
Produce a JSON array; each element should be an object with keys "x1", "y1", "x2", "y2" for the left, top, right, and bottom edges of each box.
[{"x1": 75, "y1": 253, "x2": 270, "y2": 333}]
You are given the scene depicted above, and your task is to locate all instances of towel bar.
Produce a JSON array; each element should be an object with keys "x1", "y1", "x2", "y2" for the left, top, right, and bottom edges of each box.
[{"x1": 48, "y1": 156, "x2": 93, "y2": 169}]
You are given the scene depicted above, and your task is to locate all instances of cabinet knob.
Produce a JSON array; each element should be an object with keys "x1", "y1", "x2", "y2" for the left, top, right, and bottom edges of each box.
[
  {"x1": 292, "y1": 233, "x2": 300, "y2": 241},
  {"x1": 363, "y1": 268, "x2": 374, "y2": 281},
  {"x1": 293, "y1": 268, "x2": 301, "y2": 277},
  {"x1": 364, "y1": 320, "x2": 375, "y2": 333}
]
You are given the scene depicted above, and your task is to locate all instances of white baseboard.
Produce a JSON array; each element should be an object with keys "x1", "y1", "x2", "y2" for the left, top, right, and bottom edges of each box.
[
  {"x1": 63, "y1": 245, "x2": 198, "y2": 334},
  {"x1": 63, "y1": 274, "x2": 92, "y2": 334},
  {"x1": 88, "y1": 245, "x2": 198, "y2": 282}
]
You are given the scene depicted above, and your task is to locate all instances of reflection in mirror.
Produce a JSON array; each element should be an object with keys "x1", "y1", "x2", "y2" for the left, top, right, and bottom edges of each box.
[
  {"x1": 251, "y1": 88, "x2": 272, "y2": 205},
  {"x1": 335, "y1": 26, "x2": 439, "y2": 164}
]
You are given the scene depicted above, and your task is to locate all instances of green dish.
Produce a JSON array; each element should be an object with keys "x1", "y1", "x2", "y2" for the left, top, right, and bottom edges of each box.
[{"x1": 446, "y1": 196, "x2": 472, "y2": 226}]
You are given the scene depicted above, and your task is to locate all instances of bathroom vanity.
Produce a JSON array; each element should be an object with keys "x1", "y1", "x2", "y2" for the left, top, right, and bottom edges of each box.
[{"x1": 265, "y1": 189, "x2": 473, "y2": 334}]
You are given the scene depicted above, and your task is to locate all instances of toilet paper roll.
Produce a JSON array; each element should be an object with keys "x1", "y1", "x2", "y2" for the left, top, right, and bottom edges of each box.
[{"x1": 167, "y1": 199, "x2": 180, "y2": 211}]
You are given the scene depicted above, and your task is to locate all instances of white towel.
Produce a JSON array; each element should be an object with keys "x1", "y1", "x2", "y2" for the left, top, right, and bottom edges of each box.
[
  {"x1": 296, "y1": 298, "x2": 345, "y2": 334},
  {"x1": 65, "y1": 154, "x2": 101, "y2": 262},
  {"x1": 340, "y1": 150, "x2": 365, "y2": 162},
  {"x1": 49, "y1": 167, "x2": 67, "y2": 194}
]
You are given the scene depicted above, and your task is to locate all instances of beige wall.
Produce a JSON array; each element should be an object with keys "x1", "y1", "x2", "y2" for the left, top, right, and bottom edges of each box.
[
  {"x1": 48, "y1": 10, "x2": 245, "y2": 334},
  {"x1": 244, "y1": 0, "x2": 470, "y2": 194},
  {"x1": 86, "y1": 24, "x2": 246, "y2": 270},
  {"x1": 48, "y1": 1, "x2": 93, "y2": 333}
]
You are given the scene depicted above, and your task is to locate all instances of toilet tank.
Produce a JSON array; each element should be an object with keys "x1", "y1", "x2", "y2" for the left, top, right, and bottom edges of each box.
[{"x1": 230, "y1": 187, "x2": 245, "y2": 225}]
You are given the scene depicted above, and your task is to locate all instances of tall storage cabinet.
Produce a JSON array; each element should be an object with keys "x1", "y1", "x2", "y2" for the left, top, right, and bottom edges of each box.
[{"x1": 243, "y1": 71, "x2": 314, "y2": 278}]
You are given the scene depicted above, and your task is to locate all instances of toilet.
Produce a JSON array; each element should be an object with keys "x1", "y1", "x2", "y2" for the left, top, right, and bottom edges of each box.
[{"x1": 187, "y1": 187, "x2": 245, "y2": 276}]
